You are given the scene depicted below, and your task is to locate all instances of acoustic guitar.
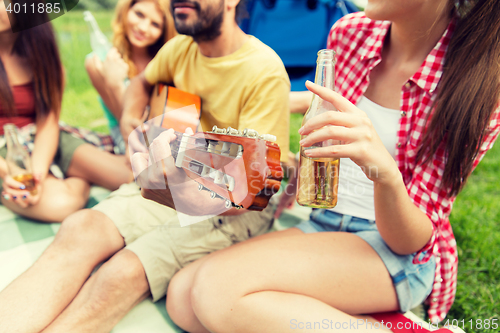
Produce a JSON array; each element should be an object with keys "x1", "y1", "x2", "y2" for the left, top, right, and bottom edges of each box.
[
  {"x1": 146, "y1": 83, "x2": 201, "y2": 133},
  {"x1": 144, "y1": 83, "x2": 283, "y2": 211}
]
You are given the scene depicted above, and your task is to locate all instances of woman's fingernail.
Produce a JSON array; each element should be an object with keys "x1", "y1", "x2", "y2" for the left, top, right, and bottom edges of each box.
[
  {"x1": 19, "y1": 185, "x2": 25, "y2": 190},
  {"x1": 298, "y1": 127, "x2": 304, "y2": 134},
  {"x1": 3, "y1": 194, "x2": 9, "y2": 200},
  {"x1": 299, "y1": 139, "x2": 305, "y2": 145}
]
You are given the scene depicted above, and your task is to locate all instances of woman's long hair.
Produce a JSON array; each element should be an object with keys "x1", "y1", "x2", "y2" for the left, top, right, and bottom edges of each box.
[
  {"x1": 112, "y1": 0, "x2": 176, "y2": 78},
  {"x1": 0, "y1": 0, "x2": 63, "y2": 118},
  {"x1": 417, "y1": 0, "x2": 500, "y2": 197}
]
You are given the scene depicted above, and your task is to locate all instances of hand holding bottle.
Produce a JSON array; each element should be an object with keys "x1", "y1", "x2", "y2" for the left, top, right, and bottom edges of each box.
[
  {"x1": 296, "y1": 49, "x2": 339, "y2": 208},
  {"x1": 299, "y1": 81, "x2": 400, "y2": 186},
  {"x1": 88, "y1": 48, "x2": 129, "y2": 87},
  {"x1": 1, "y1": 173, "x2": 42, "y2": 208},
  {"x1": 2, "y1": 124, "x2": 43, "y2": 207}
]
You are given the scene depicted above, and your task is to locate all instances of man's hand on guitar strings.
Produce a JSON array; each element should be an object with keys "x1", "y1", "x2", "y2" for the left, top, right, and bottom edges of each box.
[
  {"x1": 131, "y1": 128, "x2": 187, "y2": 188},
  {"x1": 125, "y1": 110, "x2": 171, "y2": 169},
  {"x1": 131, "y1": 128, "x2": 226, "y2": 215}
]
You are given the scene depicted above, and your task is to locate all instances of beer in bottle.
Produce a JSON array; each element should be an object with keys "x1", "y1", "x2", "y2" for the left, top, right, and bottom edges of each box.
[
  {"x1": 4, "y1": 124, "x2": 37, "y2": 194},
  {"x1": 296, "y1": 49, "x2": 339, "y2": 208}
]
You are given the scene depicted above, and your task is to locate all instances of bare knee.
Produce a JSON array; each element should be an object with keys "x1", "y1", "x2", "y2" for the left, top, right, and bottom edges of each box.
[
  {"x1": 190, "y1": 258, "x2": 237, "y2": 332},
  {"x1": 166, "y1": 269, "x2": 196, "y2": 329},
  {"x1": 54, "y1": 209, "x2": 124, "y2": 260},
  {"x1": 44, "y1": 190, "x2": 89, "y2": 222},
  {"x1": 92, "y1": 250, "x2": 149, "y2": 303}
]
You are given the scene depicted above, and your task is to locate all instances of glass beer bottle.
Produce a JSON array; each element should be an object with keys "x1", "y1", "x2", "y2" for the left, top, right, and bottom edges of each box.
[
  {"x1": 296, "y1": 49, "x2": 339, "y2": 208},
  {"x1": 4, "y1": 124, "x2": 37, "y2": 194},
  {"x1": 83, "y1": 11, "x2": 112, "y2": 61}
]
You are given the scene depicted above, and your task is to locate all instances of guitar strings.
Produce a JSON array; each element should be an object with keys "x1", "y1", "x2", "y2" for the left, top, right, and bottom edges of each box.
[
  {"x1": 173, "y1": 154, "x2": 236, "y2": 191},
  {"x1": 168, "y1": 140, "x2": 243, "y2": 159}
]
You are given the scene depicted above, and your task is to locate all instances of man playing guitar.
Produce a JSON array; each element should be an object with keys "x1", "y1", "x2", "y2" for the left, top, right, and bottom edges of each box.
[{"x1": 0, "y1": 0, "x2": 290, "y2": 332}]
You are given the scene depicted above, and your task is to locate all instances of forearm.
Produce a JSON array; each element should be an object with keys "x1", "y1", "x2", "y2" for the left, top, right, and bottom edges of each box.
[
  {"x1": 99, "y1": 81, "x2": 127, "y2": 120},
  {"x1": 289, "y1": 91, "x2": 313, "y2": 114},
  {"x1": 373, "y1": 172, "x2": 433, "y2": 255},
  {"x1": 85, "y1": 53, "x2": 129, "y2": 121},
  {"x1": 32, "y1": 112, "x2": 59, "y2": 178},
  {"x1": 121, "y1": 73, "x2": 152, "y2": 141}
]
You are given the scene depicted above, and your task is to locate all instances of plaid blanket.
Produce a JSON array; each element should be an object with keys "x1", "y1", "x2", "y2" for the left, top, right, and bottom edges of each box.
[
  {"x1": 0, "y1": 122, "x2": 115, "y2": 154},
  {"x1": 0, "y1": 185, "x2": 308, "y2": 332}
]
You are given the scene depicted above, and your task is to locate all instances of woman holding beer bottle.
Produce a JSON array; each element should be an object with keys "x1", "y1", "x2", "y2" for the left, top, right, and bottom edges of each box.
[
  {"x1": 164, "y1": 0, "x2": 500, "y2": 331},
  {"x1": 85, "y1": 0, "x2": 176, "y2": 154},
  {"x1": 0, "y1": 1, "x2": 132, "y2": 222}
]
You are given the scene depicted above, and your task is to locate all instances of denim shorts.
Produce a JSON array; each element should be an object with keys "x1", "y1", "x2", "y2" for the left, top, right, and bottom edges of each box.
[{"x1": 295, "y1": 209, "x2": 436, "y2": 312}]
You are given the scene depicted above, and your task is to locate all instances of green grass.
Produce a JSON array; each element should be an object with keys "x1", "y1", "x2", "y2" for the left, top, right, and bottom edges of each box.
[
  {"x1": 53, "y1": 10, "x2": 114, "y2": 133},
  {"x1": 447, "y1": 141, "x2": 500, "y2": 330},
  {"x1": 53, "y1": 10, "x2": 499, "y2": 333}
]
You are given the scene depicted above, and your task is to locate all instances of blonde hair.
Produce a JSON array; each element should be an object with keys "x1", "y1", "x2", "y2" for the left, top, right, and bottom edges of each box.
[{"x1": 112, "y1": 0, "x2": 176, "y2": 78}]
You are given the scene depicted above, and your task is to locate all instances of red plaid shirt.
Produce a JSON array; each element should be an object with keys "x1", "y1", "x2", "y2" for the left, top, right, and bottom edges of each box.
[{"x1": 327, "y1": 12, "x2": 500, "y2": 323}]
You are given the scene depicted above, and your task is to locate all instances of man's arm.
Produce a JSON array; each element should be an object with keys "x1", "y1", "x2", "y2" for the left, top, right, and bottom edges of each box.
[
  {"x1": 120, "y1": 72, "x2": 154, "y2": 148},
  {"x1": 289, "y1": 91, "x2": 312, "y2": 114}
]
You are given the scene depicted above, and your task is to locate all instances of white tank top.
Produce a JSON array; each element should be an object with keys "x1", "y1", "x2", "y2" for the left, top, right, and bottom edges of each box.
[{"x1": 329, "y1": 96, "x2": 400, "y2": 220}]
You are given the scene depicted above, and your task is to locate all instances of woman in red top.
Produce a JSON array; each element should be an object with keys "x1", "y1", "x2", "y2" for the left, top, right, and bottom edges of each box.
[
  {"x1": 162, "y1": 0, "x2": 500, "y2": 331},
  {"x1": 0, "y1": 1, "x2": 132, "y2": 222}
]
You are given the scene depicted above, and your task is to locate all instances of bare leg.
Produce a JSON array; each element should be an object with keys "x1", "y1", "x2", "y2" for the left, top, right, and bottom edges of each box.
[
  {"x1": 0, "y1": 210, "x2": 124, "y2": 333},
  {"x1": 66, "y1": 143, "x2": 133, "y2": 191},
  {"x1": 167, "y1": 228, "x2": 304, "y2": 333},
  {"x1": 167, "y1": 255, "x2": 211, "y2": 333},
  {"x1": 1, "y1": 174, "x2": 90, "y2": 222},
  {"x1": 42, "y1": 249, "x2": 150, "y2": 333},
  {"x1": 187, "y1": 230, "x2": 398, "y2": 333}
]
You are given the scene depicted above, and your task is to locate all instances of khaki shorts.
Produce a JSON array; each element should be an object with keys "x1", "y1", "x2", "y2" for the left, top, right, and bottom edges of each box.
[{"x1": 92, "y1": 182, "x2": 276, "y2": 301}]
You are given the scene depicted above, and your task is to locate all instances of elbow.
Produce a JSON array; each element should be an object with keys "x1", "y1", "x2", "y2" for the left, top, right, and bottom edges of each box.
[
  {"x1": 385, "y1": 230, "x2": 433, "y2": 256},
  {"x1": 388, "y1": 243, "x2": 423, "y2": 257}
]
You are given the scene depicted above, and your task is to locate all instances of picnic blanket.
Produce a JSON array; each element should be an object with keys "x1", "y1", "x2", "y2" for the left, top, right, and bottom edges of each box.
[{"x1": 0, "y1": 186, "x2": 308, "y2": 333}]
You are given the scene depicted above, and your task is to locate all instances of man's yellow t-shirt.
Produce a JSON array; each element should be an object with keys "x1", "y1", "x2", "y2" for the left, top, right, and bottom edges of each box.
[{"x1": 144, "y1": 34, "x2": 290, "y2": 162}]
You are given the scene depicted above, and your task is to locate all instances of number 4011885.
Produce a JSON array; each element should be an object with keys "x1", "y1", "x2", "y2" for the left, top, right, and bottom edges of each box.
[{"x1": 6, "y1": 2, "x2": 61, "y2": 14}]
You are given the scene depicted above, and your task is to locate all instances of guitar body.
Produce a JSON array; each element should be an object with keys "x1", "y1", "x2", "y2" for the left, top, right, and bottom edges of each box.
[
  {"x1": 148, "y1": 83, "x2": 201, "y2": 133},
  {"x1": 147, "y1": 83, "x2": 282, "y2": 211}
]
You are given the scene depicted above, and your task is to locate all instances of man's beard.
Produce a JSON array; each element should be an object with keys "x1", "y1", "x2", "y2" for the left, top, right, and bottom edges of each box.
[{"x1": 171, "y1": 0, "x2": 224, "y2": 42}]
